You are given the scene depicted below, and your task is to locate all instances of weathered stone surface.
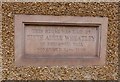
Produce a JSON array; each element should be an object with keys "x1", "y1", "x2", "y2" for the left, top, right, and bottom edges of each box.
[
  {"x1": 2, "y1": 2, "x2": 119, "y2": 80},
  {"x1": 14, "y1": 15, "x2": 108, "y2": 66},
  {"x1": 24, "y1": 26, "x2": 97, "y2": 57}
]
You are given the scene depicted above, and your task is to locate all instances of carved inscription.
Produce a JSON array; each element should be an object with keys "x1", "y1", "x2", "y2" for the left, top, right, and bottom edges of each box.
[{"x1": 25, "y1": 25, "x2": 98, "y2": 58}]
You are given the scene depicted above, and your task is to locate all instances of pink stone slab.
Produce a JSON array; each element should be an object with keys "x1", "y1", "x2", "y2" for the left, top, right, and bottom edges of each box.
[{"x1": 14, "y1": 15, "x2": 108, "y2": 66}]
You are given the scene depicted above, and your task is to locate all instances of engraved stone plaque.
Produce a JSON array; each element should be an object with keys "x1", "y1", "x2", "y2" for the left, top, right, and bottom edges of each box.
[
  {"x1": 25, "y1": 26, "x2": 98, "y2": 58},
  {"x1": 15, "y1": 15, "x2": 108, "y2": 66}
]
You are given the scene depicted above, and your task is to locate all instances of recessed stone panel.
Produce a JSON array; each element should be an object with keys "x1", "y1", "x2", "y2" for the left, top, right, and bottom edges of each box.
[
  {"x1": 15, "y1": 15, "x2": 108, "y2": 66},
  {"x1": 25, "y1": 25, "x2": 98, "y2": 58}
]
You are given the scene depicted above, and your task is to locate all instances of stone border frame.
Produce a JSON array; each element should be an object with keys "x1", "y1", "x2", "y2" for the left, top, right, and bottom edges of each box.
[{"x1": 15, "y1": 15, "x2": 108, "y2": 66}]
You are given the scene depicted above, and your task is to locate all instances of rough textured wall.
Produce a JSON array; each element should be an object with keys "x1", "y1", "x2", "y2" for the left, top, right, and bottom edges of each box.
[
  {"x1": 2, "y1": 2, "x2": 119, "y2": 80},
  {"x1": 0, "y1": 1, "x2": 2, "y2": 81},
  {"x1": 118, "y1": 2, "x2": 120, "y2": 81},
  {"x1": 1, "y1": 0, "x2": 120, "y2": 2}
]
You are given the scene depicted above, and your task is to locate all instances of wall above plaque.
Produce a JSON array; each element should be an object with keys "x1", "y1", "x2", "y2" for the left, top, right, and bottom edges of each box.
[{"x1": 14, "y1": 15, "x2": 108, "y2": 66}]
